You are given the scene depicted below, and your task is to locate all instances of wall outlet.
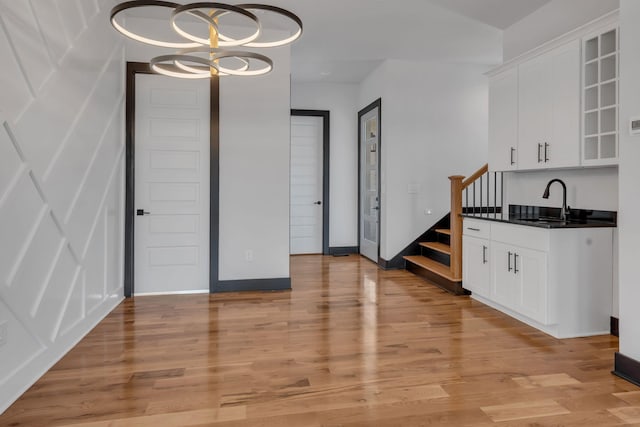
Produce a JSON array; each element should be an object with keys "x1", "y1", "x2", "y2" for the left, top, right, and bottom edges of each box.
[
  {"x1": 245, "y1": 249, "x2": 253, "y2": 262},
  {"x1": 0, "y1": 321, "x2": 7, "y2": 347}
]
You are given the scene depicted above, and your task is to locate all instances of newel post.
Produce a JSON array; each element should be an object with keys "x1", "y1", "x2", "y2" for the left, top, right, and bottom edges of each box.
[{"x1": 449, "y1": 175, "x2": 464, "y2": 280}]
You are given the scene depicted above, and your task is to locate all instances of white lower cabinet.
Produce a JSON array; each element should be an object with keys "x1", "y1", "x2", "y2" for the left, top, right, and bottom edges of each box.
[
  {"x1": 463, "y1": 235, "x2": 491, "y2": 298},
  {"x1": 463, "y1": 218, "x2": 613, "y2": 338},
  {"x1": 491, "y1": 242, "x2": 548, "y2": 325}
]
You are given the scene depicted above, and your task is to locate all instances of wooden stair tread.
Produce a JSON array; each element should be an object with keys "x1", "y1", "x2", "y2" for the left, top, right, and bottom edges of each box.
[
  {"x1": 419, "y1": 241, "x2": 451, "y2": 255},
  {"x1": 435, "y1": 229, "x2": 451, "y2": 236},
  {"x1": 403, "y1": 256, "x2": 461, "y2": 282}
]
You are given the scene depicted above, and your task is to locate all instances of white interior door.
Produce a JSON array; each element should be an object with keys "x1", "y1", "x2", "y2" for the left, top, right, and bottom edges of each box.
[
  {"x1": 134, "y1": 74, "x2": 210, "y2": 295},
  {"x1": 360, "y1": 106, "x2": 380, "y2": 262},
  {"x1": 290, "y1": 115, "x2": 323, "y2": 254}
]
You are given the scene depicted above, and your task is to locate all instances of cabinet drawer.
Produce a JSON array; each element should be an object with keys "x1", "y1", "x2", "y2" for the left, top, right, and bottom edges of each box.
[
  {"x1": 491, "y1": 222, "x2": 549, "y2": 252},
  {"x1": 463, "y1": 218, "x2": 491, "y2": 239}
]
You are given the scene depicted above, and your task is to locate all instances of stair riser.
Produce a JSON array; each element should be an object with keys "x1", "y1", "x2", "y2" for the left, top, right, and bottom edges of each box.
[
  {"x1": 421, "y1": 248, "x2": 450, "y2": 267},
  {"x1": 406, "y1": 263, "x2": 469, "y2": 296}
]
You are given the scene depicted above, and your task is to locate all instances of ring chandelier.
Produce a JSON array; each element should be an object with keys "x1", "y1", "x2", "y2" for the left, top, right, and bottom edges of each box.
[{"x1": 110, "y1": 1, "x2": 303, "y2": 78}]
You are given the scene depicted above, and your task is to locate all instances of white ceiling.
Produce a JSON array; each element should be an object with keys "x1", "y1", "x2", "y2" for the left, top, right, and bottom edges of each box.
[
  {"x1": 120, "y1": 0, "x2": 552, "y2": 83},
  {"x1": 427, "y1": 0, "x2": 551, "y2": 30},
  {"x1": 263, "y1": 0, "x2": 551, "y2": 83}
]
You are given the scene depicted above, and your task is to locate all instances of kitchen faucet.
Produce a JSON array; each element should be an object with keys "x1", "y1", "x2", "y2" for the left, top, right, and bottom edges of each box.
[{"x1": 542, "y1": 179, "x2": 570, "y2": 221}]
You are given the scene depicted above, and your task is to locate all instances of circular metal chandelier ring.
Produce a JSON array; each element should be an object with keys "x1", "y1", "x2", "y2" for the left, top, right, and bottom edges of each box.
[
  {"x1": 171, "y1": 2, "x2": 261, "y2": 47},
  {"x1": 150, "y1": 51, "x2": 273, "y2": 78},
  {"x1": 110, "y1": 0, "x2": 202, "y2": 48},
  {"x1": 226, "y1": 4, "x2": 303, "y2": 48},
  {"x1": 173, "y1": 47, "x2": 250, "y2": 76},
  {"x1": 211, "y1": 50, "x2": 273, "y2": 76}
]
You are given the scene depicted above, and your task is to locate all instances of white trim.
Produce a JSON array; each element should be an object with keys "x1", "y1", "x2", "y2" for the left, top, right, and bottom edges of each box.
[
  {"x1": 487, "y1": 10, "x2": 619, "y2": 77},
  {"x1": 133, "y1": 290, "x2": 210, "y2": 296}
]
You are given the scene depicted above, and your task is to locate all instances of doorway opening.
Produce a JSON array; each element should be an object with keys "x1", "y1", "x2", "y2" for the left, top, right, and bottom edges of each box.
[
  {"x1": 290, "y1": 109, "x2": 330, "y2": 255},
  {"x1": 358, "y1": 99, "x2": 381, "y2": 263}
]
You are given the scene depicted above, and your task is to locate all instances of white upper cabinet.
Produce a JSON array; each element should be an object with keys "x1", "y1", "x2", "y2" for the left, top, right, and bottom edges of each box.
[
  {"x1": 489, "y1": 40, "x2": 580, "y2": 172},
  {"x1": 582, "y1": 25, "x2": 619, "y2": 166},
  {"x1": 488, "y1": 68, "x2": 518, "y2": 171},
  {"x1": 487, "y1": 13, "x2": 618, "y2": 172}
]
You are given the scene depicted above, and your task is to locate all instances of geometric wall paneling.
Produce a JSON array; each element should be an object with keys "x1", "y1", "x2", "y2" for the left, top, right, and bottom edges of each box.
[
  {"x1": 13, "y1": 13, "x2": 119, "y2": 179},
  {"x1": 0, "y1": 25, "x2": 33, "y2": 123},
  {"x1": 42, "y1": 51, "x2": 125, "y2": 220},
  {"x1": 53, "y1": 0, "x2": 87, "y2": 44},
  {"x1": 28, "y1": 0, "x2": 72, "y2": 64},
  {"x1": 57, "y1": 268, "x2": 84, "y2": 339},
  {"x1": 0, "y1": 299, "x2": 45, "y2": 388},
  {"x1": 31, "y1": 245, "x2": 80, "y2": 342},
  {"x1": 0, "y1": 1, "x2": 55, "y2": 94},
  {"x1": 105, "y1": 163, "x2": 125, "y2": 297},
  {"x1": 76, "y1": 0, "x2": 99, "y2": 29},
  {"x1": 5, "y1": 212, "x2": 64, "y2": 319},
  {"x1": 0, "y1": 1, "x2": 125, "y2": 413},
  {"x1": 64, "y1": 103, "x2": 125, "y2": 257},
  {"x1": 0, "y1": 172, "x2": 47, "y2": 288},
  {"x1": 84, "y1": 210, "x2": 107, "y2": 316},
  {"x1": 0, "y1": 122, "x2": 24, "y2": 208}
]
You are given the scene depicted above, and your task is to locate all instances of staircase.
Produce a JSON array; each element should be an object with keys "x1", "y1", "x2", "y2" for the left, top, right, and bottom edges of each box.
[{"x1": 403, "y1": 164, "x2": 503, "y2": 295}]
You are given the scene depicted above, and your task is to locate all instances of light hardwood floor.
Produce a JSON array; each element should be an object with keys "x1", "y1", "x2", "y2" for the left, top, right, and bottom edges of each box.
[{"x1": 1, "y1": 255, "x2": 636, "y2": 426}]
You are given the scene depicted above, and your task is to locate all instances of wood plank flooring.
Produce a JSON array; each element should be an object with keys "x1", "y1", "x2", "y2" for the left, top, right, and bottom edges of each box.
[{"x1": 1, "y1": 254, "x2": 636, "y2": 426}]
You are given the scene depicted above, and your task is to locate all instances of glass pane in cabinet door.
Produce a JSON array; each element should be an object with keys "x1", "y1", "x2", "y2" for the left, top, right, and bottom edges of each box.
[
  {"x1": 601, "y1": 135, "x2": 616, "y2": 159},
  {"x1": 601, "y1": 81, "x2": 616, "y2": 108},
  {"x1": 584, "y1": 137, "x2": 598, "y2": 160},
  {"x1": 585, "y1": 111, "x2": 598, "y2": 136},
  {"x1": 601, "y1": 55, "x2": 616, "y2": 81},
  {"x1": 585, "y1": 37, "x2": 598, "y2": 61},
  {"x1": 601, "y1": 108, "x2": 616, "y2": 133},
  {"x1": 585, "y1": 87, "x2": 598, "y2": 111},
  {"x1": 601, "y1": 30, "x2": 617, "y2": 56}
]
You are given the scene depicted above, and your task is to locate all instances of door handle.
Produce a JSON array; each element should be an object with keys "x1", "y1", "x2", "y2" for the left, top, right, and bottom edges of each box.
[
  {"x1": 136, "y1": 209, "x2": 150, "y2": 216},
  {"x1": 537, "y1": 143, "x2": 542, "y2": 163},
  {"x1": 314, "y1": 201, "x2": 322, "y2": 205},
  {"x1": 510, "y1": 147, "x2": 516, "y2": 165},
  {"x1": 482, "y1": 245, "x2": 487, "y2": 264},
  {"x1": 373, "y1": 206, "x2": 379, "y2": 210},
  {"x1": 507, "y1": 251, "x2": 512, "y2": 272},
  {"x1": 544, "y1": 142, "x2": 549, "y2": 163},
  {"x1": 513, "y1": 253, "x2": 519, "y2": 274}
]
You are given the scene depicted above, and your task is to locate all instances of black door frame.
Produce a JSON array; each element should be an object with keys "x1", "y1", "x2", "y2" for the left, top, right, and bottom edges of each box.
[
  {"x1": 290, "y1": 109, "x2": 330, "y2": 255},
  {"x1": 124, "y1": 63, "x2": 289, "y2": 296},
  {"x1": 357, "y1": 98, "x2": 382, "y2": 264},
  {"x1": 123, "y1": 62, "x2": 220, "y2": 297}
]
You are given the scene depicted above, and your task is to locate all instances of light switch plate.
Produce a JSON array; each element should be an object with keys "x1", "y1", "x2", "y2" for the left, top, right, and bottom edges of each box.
[{"x1": 630, "y1": 117, "x2": 640, "y2": 135}]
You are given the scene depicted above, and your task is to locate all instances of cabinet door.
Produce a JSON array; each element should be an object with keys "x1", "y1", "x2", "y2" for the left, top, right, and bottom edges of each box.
[
  {"x1": 548, "y1": 40, "x2": 581, "y2": 168},
  {"x1": 513, "y1": 247, "x2": 548, "y2": 325},
  {"x1": 488, "y1": 68, "x2": 518, "y2": 172},
  {"x1": 491, "y1": 242, "x2": 515, "y2": 307},
  {"x1": 463, "y1": 236, "x2": 490, "y2": 297},
  {"x1": 518, "y1": 41, "x2": 580, "y2": 170},
  {"x1": 518, "y1": 54, "x2": 553, "y2": 170}
]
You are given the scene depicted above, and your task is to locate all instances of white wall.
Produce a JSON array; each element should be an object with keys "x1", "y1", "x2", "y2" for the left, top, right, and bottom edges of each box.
[
  {"x1": 358, "y1": 60, "x2": 490, "y2": 260},
  {"x1": 618, "y1": 0, "x2": 640, "y2": 360},
  {"x1": 0, "y1": 0, "x2": 124, "y2": 413},
  {"x1": 291, "y1": 83, "x2": 358, "y2": 248},
  {"x1": 219, "y1": 45, "x2": 291, "y2": 280},
  {"x1": 503, "y1": 0, "x2": 619, "y2": 61},
  {"x1": 504, "y1": 168, "x2": 618, "y2": 211},
  {"x1": 125, "y1": 18, "x2": 292, "y2": 281}
]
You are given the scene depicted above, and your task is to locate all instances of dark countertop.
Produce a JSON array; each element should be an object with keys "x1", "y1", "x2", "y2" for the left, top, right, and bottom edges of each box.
[{"x1": 462, "y1": 205, "x2": 617, "y2": 229}]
